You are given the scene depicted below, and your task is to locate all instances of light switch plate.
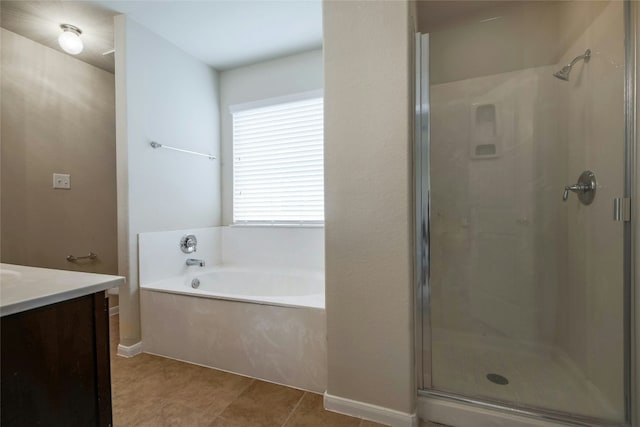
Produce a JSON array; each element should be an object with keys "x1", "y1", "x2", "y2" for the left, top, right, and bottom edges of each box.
[{"x1": 53, "y1": 173, "x2": 71, "y2": 189}]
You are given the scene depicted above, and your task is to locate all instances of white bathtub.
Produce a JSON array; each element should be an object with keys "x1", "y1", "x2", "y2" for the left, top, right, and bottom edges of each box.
[
  {"x1": 139, "y1": 266, "x2": 327, "y2": 392},
  {"x1": 141, "y1": 267, "x2": 324, "y2": 309}
]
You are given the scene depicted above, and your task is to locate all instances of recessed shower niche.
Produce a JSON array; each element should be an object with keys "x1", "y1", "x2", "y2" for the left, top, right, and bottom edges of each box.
[{"x1": 470, "y1": 103, "x2": 500, "y2": 159}]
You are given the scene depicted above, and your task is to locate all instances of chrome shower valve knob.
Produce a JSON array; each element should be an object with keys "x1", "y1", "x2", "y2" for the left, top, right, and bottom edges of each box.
[
  {"x1": 562, "y1": 171, "x2": 596, "y2": 205},
  {"x1": 180, "y1": 234, "x2": 198, "y2": 254}
]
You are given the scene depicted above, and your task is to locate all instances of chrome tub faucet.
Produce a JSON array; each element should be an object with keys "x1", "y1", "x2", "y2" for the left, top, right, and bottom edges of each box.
[{"x1": 186, "y1": 258, "x2": 205, "y2": 267}]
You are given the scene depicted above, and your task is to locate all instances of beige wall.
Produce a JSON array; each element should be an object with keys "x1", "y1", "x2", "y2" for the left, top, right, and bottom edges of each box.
[
  {"x1": 1, "y1": 29, "x2": 117, "y2": 275},
  {"x1": 418, "y1": 1, "x2": 608, "y2": 85},
  {"x1": 324, "y1": 0, "x2": 416, "y2": 414}
]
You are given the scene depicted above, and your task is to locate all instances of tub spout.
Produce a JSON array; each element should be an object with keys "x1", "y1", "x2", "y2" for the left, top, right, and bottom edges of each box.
[{"x1": 186, "y1": 258, "x2": 205, "y2": 267}]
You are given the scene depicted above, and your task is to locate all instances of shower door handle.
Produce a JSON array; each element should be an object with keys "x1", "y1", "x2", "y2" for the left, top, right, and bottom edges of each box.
[{"x1": 562, "y1": 170, "x2": 596, "y2": 205}]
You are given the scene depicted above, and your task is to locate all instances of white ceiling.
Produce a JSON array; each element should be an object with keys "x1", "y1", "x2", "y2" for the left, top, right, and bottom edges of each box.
[
  {"x1": 95, "y1": 0, "x2": 323, "y2": 70},
  {"x1": 1, "y1": 1, "x2": 118, "y2": 72},
  {"x1": 1, "y1": 0, "x2": 323, "y2": 73}
]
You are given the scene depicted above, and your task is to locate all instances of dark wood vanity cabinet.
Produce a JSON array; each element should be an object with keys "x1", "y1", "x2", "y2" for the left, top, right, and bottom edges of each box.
[{"x1": 1, "y1": 292, "x2": 112, "y2": 427}]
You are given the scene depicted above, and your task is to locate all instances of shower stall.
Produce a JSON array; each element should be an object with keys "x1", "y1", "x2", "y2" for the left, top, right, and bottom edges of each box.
[{"x1": 415, "y1": 1, "x2": 636, "y2": 426}]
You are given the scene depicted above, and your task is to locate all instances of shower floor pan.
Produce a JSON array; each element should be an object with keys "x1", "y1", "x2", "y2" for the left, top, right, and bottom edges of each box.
[{"x1": 430, "y1": 329, "x2": 619, "y2": 422}]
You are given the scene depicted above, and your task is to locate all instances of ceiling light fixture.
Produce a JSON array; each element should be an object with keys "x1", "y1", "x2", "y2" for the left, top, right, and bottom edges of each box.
[{"x1": 58, "y1": 24, "x2": 83, "y2": 55}]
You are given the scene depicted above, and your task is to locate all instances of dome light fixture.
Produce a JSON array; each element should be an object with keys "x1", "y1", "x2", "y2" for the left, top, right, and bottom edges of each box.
[{"x1": 58, "y1": 24, "x2": 83, "y2": 55}]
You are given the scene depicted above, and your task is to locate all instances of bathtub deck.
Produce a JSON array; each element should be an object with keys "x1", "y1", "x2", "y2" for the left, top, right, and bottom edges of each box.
[{"x1": 139, "y1": 288, "x2": 327, "y2": 394}]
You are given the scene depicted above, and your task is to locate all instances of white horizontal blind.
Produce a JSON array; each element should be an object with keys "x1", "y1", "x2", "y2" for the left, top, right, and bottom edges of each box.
[{"x1": 233, "y1": 97, "x2": 324, "y2": 224}]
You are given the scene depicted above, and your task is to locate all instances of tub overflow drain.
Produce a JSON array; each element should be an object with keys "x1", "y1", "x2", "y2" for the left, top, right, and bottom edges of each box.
[
  {"x1": 191, "y1": 278, "x2": 200, "y2": 289},
  {"x1": 486, "y1": 373, "x2": 509, "y2": 385}
]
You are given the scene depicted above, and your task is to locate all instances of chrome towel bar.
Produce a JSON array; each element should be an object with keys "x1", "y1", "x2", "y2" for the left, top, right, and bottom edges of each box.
[
  {"x1": 66, "y1": 252, "x2": 98, "y2": 262},
  {"x1": 150, "y1": 141, "x2": 216, "y2": 160}
]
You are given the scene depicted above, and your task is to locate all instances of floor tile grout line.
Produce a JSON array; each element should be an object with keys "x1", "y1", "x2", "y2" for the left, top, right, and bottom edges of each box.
[
  {"x1": 234, "y1": 378, "x2": 256, "y2": 399},
  {"x1": 213, "y1": 378, "x2": 256, "y2": 418},
  {"x1": 280, "y1": 391, "x2": 307, "y2": 427}
]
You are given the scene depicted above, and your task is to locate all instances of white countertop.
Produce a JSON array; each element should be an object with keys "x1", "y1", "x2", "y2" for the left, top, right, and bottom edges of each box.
[{"x1": 0, "y1": 263, "x2": 125, "y2": 317}]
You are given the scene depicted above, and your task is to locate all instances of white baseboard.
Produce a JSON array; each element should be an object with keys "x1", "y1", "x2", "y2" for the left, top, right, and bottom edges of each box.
[
  {"x1": 117, "y1": 342, "x2": 143, "y2": 358},
  {"x1": 418, "y1": 394, "x2": 567, "y2": 427},
  {"x1": 324, "y1": 392, "x2": 418, "y2": 427},
  {"x1": 109, "y1": 305, "x2": 119, "y2": 316}
]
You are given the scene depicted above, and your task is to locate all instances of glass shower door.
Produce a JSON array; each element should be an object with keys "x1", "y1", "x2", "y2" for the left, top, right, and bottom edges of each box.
[{"x1": 418, "y1": 1, "x2": 630, "y2": 424}]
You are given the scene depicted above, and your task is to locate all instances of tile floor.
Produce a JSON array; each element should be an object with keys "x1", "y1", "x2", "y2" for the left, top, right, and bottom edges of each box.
[{"x1": 109, "y1": 315, "x2": 448, "y2": 427}]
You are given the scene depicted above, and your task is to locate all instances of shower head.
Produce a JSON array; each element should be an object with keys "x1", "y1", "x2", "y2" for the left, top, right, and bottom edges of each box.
[
  {"x1": 553, "y1": 49, "x2": 591, "y2": 81},
  {"x1": 553, "y1": 66, "x2": 571, "y2": 81}
]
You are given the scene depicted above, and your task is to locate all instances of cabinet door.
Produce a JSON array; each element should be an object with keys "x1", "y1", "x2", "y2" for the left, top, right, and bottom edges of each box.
[{"x1": 1, "y1": 293, "x2": 112, "y2": 426}]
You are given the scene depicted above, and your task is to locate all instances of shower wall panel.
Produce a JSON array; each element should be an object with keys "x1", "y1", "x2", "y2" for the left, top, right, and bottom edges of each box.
[
  {"x1": 430, "y1": 65, "x2": 563, "y2": 344},
  {"x1": 556, "y1": 0, "x2": 625, "y2": 415}
]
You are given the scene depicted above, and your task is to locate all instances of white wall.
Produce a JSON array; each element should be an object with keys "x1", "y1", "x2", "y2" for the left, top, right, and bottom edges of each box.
[
  {"x1": 138, "y1": 227, "x2": 222, "y2": 286},
  {"x1": 323, "y1": 0, "x2": 416, "y2": 418},
  {"x1": 137, "y1": 226, "x2": 324, "y2": 286},
  {"x1": 222, "y1": 227, "x2": 324, "y2": 271},
  {"x1": 115, "y1": 15, "x2": 221, "y2": 346},
  {"x1": 219, "y1": 49, "x2": 323, "y2": 225}
]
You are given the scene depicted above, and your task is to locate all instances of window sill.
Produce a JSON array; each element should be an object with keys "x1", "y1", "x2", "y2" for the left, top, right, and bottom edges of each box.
[{"x1": 229, "y1": 223, "x2": 324, "y2": 229}]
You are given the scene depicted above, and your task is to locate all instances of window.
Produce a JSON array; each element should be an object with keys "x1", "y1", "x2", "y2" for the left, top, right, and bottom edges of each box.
[{"x1": 232, "y1": 95, "x2": 324, "y2": 224}]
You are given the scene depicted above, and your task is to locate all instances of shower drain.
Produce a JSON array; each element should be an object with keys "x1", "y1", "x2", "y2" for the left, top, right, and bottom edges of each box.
[{"x1": 486, "y1": 373, "x2": 509, "y2": 385}]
